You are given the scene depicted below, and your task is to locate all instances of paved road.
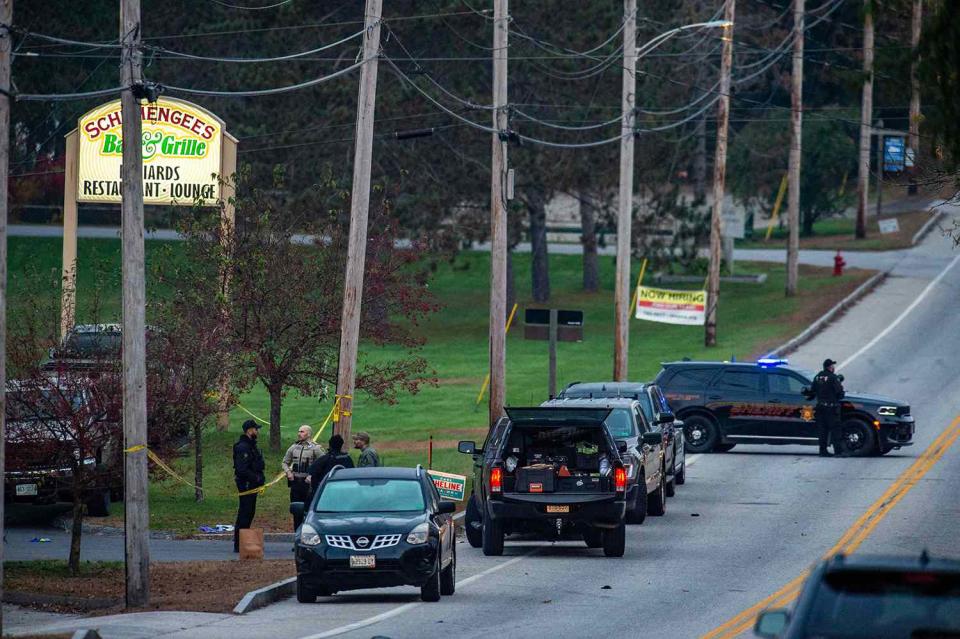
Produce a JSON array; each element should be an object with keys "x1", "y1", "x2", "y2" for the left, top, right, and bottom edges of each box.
[{"x1": 7, "y1": 206, "x2": 960, "y2": 639}]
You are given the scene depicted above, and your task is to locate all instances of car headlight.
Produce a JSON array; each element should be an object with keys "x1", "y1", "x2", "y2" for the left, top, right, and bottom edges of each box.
[
  {"x1": 877, "y1": 406, "x2": 898, "y2": 416},
  {"x1": 406, "y1": 522, "x2": 429, "y2": 545},
  {"x1": 505, "y1": 455, "x2": 519, "y2": 473},
  {"x1": 300, "y1": 523, "x2": 322, "y2": 546}
]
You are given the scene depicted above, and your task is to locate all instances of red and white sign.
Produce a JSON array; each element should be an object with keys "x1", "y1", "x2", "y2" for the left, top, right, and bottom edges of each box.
[{"x1": 635, "y1": 286, "x2": 707, "y2": 326}]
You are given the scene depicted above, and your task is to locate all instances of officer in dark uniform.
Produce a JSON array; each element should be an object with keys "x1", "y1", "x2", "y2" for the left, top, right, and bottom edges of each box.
[
  {"x1": 306, "y1": 434, "x2": 354, "y2": 501},
  {"x1": 233, "y1": 419, "x2": 266, "y2": 552},
  {"x1": 808, "y1": 358, "x2": 846, "y2": 457}
]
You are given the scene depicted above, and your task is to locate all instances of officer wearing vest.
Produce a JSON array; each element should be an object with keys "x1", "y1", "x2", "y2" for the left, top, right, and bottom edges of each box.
[
  {"x1": 233, "y1": 419, "x2": 266, "y2": 552},
  {"x1": 809, "y1": 358, "x2": 846, "y2": 457},
  {"x1": 282, "y1": 424, "x2": 323, "y2": 530}
]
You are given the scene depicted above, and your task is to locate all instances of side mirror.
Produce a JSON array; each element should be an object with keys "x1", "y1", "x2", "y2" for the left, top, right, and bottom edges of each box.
[
  {"x1": 642, "y1": 432, "x2": 662, "y2": 447},
  {"x1": 616, "y1": 440, "x2": 628, "y2": 453},
  {"x1": 458, "y1": 441, "x2": 477, "y2": 455},
  {"x1": 754, "y1": 609, "x2": 789, "y2": 638},
  {"x1": 437, "y1": 501, "x2": 456, "y2": 514},
  {"x1": 657, "y1": 411, "x2": 676, "y2": 424},
  {"x1": 289, "y1": 501, "x2": 304, "y2": 519}
]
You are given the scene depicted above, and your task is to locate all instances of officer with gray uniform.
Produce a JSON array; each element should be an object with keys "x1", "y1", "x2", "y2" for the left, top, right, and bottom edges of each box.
[{"x1": 282, "y1": 424, "x2": 323, "y2": 530}]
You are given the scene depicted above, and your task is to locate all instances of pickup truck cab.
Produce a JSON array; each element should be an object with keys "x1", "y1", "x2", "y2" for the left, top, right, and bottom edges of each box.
[{"x1": 459, "y1": 407, "x2": 641, "y2": 558}]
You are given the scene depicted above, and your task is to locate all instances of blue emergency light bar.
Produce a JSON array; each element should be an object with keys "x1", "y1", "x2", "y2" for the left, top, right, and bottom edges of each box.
[{"x1": 757, "y1": 358, "x2": 788, "y2": 368}]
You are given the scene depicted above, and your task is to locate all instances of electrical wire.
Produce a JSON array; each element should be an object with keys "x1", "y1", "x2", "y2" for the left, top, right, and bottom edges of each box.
[
  {"x1": 144, "y1": 26, "x2": 366, "y2": 64},
  {"x1": 162, "y1": 58, "x2": 365, "y2": 98},
  {"x1": 208, "y1": 0, "x2": 294, "y2": 9},
  {"x1": 17, "y1": 86, "x2": 125, "y2": 102}
]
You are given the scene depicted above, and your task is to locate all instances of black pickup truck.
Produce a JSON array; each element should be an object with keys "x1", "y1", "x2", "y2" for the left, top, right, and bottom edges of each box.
[{"x1": 459, "y1": 407, "x2": 637, "y2": 558}]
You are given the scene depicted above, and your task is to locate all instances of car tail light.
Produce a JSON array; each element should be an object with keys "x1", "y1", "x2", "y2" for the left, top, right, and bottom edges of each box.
[
  {"x1": 490, "y1": 467, "x2": 503, "y2": 493},
  {"x1": 614, "y1": 466, "x2": 626, "y2": 493}
]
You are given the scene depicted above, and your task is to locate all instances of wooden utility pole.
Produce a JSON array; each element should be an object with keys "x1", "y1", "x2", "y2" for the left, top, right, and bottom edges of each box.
[
  {"x1": 334, "y1": 0, "x2": 382, "y2": 443},
  {"x1": 120, "y1": 0, "x2": 150, "y2": 607},
  {"x1": 705, "y1": 0, "x2": 735, "y2": 347},
  {"x1": 488, "y1": 0, "x2": 508, "y2": 426},
  {"x1": 855, "y1": 1, "x2": 874, "y2": 240},
  {"x1": 907, "y1": 0, "x2": 921, "y2": 195},
  {"x1": 785, "y1": 0, "x2": 804, "y2": 297},
  {"x1": 613, "y1": 0, "x2": 637, "y2": 381},
  {"x1": 0, "y1": 2, "x2": 12, "y2": 632}
]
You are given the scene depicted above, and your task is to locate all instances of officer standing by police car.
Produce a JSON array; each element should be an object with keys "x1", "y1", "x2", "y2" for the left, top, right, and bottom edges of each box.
[
  {"x1": 282, "y1": 424, "x2": 323, "y2": 530},
  {"x1": 233, "y1": 419, "x2": 266, "y2": 552},
  {"x1": 808, "y1": 358, "x2": 846, "y2": 457}
]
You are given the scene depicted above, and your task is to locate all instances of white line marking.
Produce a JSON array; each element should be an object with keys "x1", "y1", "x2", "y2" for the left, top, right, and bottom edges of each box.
[
  {"x1": 840, "y1": 253, "x2": 960, "y2": 369},
  {"x1": 297, "y1": 551, "x2": 536, "y2": 639},
  {"x1": 685, "y1": 454, "x2": 701, "y2": 468}
]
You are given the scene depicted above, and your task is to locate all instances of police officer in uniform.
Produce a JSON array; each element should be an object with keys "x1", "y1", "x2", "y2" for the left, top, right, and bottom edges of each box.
[
  {"x1": 809, "y1": 358, "x2": 846, "y2": 457},
  {"x1": 233, "y1": 419, "x2": 266, "y2": 552},
  {"x1": 306, "y1": 434, "x2": 354, "y2": 500},
  {"x1": 282, "y1": 424, "x2": 323, "y2": 530}
]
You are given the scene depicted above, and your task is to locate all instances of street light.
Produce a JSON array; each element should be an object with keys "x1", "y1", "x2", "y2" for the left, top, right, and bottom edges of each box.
[{"x1": 636, "y1": 20, "x2": 733, "y2": 59}]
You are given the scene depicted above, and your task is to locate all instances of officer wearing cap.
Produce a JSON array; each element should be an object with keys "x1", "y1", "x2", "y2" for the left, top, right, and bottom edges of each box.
[
  {"x1": 808, "y1": 358, "x2": 846, "y2": 457},
  {"x1": 233, "y1": 419, "x2": 266, "y2": 552}
]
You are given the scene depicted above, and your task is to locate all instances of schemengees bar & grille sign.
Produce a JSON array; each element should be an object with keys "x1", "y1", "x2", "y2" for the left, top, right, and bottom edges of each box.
[{"x1": 77, "y1": 97, "x2": 223, "y2": 205}]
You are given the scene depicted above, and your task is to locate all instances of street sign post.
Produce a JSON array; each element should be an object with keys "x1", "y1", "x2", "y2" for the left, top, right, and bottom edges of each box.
[
  {"x1": 524, "y1": 309, "x2": 583, "y2": 398},
  {"x1": 884, "y1": 136, "x2": 905, "y2": 172}
]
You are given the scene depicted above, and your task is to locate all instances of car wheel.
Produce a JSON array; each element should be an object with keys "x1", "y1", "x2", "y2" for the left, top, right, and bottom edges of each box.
[
  {"x1": 839, "y1": 419, "x2": 876, "y2": 457},
  {"x1": 583, "y1": 527, "x2": 603, "y2": 548},
  {"x1": 715, "y1": 443, "x2": 737, "y2": 453},
  {"x1": 602, "y1": 522, "x2": 626, "y2": 557},
  {"x1": 625, "y1": 473, "x2": 647, "y2": 525},
  {"x1": 296, "y1": 577, "x2": 316, "y2": 604},
  {"x1": 421, "y1": 557, "x2": 442, "y2": 602},
  {"x1": 465, "y1": 494, "x2": 483, "y2": 548},
  {"x1": 481, "y1": 512, "x2": 504, "y2": 556},
  {"x1": 85, "y1": 490, "x2": 111, "y2": 517},
  {"x1": 683, "y1": 415, "x2": 719, "y2": 454},
  {"x1": 647, "y1": 470, "x2": 666, "y2": 517},
  {"x1": 440, "y1": 547, "x2": 456, "y2": 596}
]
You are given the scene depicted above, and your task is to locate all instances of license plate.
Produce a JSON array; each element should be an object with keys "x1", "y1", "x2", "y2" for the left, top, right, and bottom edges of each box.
[
  {"x1": 16, "y1": 484, "x2": 38, "y2": 497},
  {"x1": 546, "y1": 505, "x2": 570, "y2": 514},
  {"x1": 349, "y1": 555, "x2": 376, "y2": 569}
]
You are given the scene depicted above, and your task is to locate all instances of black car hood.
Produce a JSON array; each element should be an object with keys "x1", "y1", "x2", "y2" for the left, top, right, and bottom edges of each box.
[
  {"x1": 307, "y1": 511, "x2": 427, "y2": 535},
  {"x1": 843, "y1": 391, "x2": 906, "y2": 407}
]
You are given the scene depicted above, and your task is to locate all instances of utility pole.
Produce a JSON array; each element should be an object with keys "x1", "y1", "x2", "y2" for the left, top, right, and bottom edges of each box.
[
  {"x1": 488, "y1": 0, "x2": 508, "y2": 426},
  {"x1": 705, "y1": 0, "x2": 735, "y2": 347},
  {"x1": 120, "y1": 0, "x2": 150, "y2": 607},
  {"x1": 785, "y1": 0, "x2": 804, "y2": 297},
  {"x1": 876, "y1": 119, "x2": 884, "y2": 218},
  {"x1": 334, "y1": 0, "x2": 382, "y2": 443},
  {"x1": 0, "y1": 1, "x2": 12, "y2": 632},
  {"x1": 613, "y1": 0, "x2": 637, "y2": 381},
  {"x1": 855, "y1": 0, "x2": 874, "y2": 239},
  {"x1": 907, "y1": 0, "x2": 921, "y2": 195}
]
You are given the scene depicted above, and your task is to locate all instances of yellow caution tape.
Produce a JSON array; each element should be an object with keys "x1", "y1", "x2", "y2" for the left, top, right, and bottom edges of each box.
[
  {"x1": 475, "y1": 302, "x2": 519, "y2": 406},
  {"x1": 235, "y1": 403, "x2": 270, "y2": 425},
  {"x1": 123, "y1": 444, "x2": 147, "y2": 454}
]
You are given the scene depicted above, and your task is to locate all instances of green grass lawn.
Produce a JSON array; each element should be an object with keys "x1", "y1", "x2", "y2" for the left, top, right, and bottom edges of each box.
[
  {"x1": 9, "y1": 236, "x2": 872, "y2": 533},
  {"x1": 738, "y1": 209, "x2": 931, "y2": 251}
]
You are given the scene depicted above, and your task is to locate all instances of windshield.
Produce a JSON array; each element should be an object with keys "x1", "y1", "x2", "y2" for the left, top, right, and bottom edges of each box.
[
  {"x1": 315, "y1": 478, "x2": 425, "y2": 513},
  {"x1": 804, "y1": 570, "x2": 960, "y2": 638},
  {"x1": 604, "y1": 408, "x2": 637, "y2": 438}
]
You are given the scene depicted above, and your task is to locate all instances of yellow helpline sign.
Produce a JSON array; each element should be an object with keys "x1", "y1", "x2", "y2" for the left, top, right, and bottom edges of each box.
[
  {"x1": 77, "y1": 97, "x2": 223, "y2": 205},
  {"x1": 635, "y1": 286, "x2": 707, "y2": 326}
]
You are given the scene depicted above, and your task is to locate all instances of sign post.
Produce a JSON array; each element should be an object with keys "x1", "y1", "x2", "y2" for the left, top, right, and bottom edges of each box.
[{"x1": 525, "y1": 309, "x2": 584, "y2": 399}]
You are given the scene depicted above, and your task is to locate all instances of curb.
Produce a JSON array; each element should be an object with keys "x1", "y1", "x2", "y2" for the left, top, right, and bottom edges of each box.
[
  {"x1": 911, "y1": 207, "x2": 946, "y2": 246},
  {"x1": 233, "y1": 576, "x2": 296, "y2": 615},
  {"x1": 767, "y1": 271, "x2": 887, "y2": 358}
]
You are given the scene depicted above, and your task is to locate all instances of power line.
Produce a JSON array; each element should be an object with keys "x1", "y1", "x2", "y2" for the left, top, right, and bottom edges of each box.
[
  {"x1": 143, "y1": 26, "x2": 366, "y2": 64},
  {"x1": 208, "y1": 0, "x2": 294, "y2": 9}
]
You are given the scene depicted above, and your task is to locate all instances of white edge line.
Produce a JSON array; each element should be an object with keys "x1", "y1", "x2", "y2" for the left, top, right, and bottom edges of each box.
[
  {"x1": 840, "y1": 253, "x2": 960, "y2": 369},
  {"x1": 298, "y1": 551, "x2": 536, "y2": 639}
]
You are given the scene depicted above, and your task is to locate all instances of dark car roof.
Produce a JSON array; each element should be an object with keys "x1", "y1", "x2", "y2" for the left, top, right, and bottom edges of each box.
[
  {"x1": 542, "y1": 397, "x2": 637, "y2": 409},
  {"x1": 823, "y1": 553, "x2": 960, "y2": 573},
  {"x1": 560, "y1": 382, "x2": 651, "y2": 398},
  {"x1": 660, "y1": 360, "x2": 813, "y2": 375},
  {"x1": 327, "y1": 466, "x2": 424, "y2": 481}
]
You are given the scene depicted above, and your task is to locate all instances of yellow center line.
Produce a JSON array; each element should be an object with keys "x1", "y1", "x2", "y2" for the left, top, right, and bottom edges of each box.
[{"x1": 701, "y1": 416, "x2": 960, "y2": 639}]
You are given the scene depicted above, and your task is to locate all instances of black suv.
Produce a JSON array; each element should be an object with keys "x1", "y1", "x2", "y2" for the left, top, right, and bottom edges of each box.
[
  {"x1": 655, "y1": 360, "x2": 915, "y2": 456},
  {"x1": 291, "y1": 466, "x2": 457, "y2": 603},
  {"x1": 755, "y1": 553, "x2": 960, "y2": 638},
  {"x1": 459, "y1": 407, "x2": 636, "y2": 558}
]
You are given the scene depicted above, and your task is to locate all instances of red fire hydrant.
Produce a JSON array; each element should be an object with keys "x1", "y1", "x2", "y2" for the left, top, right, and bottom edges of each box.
[{"x1": 833, "y1": 249, "x2": 846, "y2": 277}]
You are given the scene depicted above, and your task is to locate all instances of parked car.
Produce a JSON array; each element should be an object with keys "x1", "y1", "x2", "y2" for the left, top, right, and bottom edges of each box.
[
  {"x1": 557, "y1": 381, "x2": 686, "y2": 489},
  {"x1": 459, "y1": 406, "x2": 634, "y2": 557},
  {"x1": 755, "y1": 552, "x2": 960, "y2": 638},
  {"x1": 654, "y1": 359, "x2": 915, "y2": 456},
  {"x1": 541, "y1": 397, "x2": 667, "y2": 524},
  {"x1": 290, "y1": 466, "x2": 457, "y2": 603}
]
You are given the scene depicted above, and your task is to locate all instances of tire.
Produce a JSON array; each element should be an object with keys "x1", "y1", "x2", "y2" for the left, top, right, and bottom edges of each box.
[
  {"x1": 647, "y1": 470, "x2": 666, "y2": 517},
  {"x1": 296, "y1": 577, "x2": 316, "y2": 603},
  {"x1": 85, "y1": 490, "x2": 110, "y2": 517},
  {"x1": 839, "y1": 419, "x2": 876, "y2": 457},
  {"x1": 583, "y1": 527, "x2": 603, "y2": 548},
  {"x1": 625, "y1": 474, "x2": 647, "y2": 525},
  {"x1": 683, "y1": 415, "x2": 719, "y2": 454},
  {"x1": 465, "y1": 494, "x2": 483, "y2": 548},
  {"x1": 481, "y1": 513, "x2": 504, "y2": 556},
  {"x1": 421, "y1": 557, "x2": 442, "y2": 602},
  {"x1": 675, "y1": 458, "x2": 686, "y2": 486},
  {"x1": 440, "y1": 547, "x2": 456, "y2": 596},
  {"x1": 715, "y1": 443, "x2": 737, "y2": 453},
  {"x1": 665, "y1": 454, "x2": 676, "y2": 497},
  {"x1": 602, "y1": 522, "x2": 626, "y2": 557}
]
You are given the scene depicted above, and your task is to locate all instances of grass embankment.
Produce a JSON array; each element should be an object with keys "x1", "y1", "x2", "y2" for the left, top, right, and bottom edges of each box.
[
  {"x1": 738, "y1": 208, "x2": 933, "y2": 251},
  {"x1": 10, "y1": 236, "x2": 873, "y2": 534}
]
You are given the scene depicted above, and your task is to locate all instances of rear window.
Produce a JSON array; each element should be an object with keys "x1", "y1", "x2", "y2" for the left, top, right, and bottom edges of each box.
[
  {"x1": 315, "y1": 479, "x2": 425, "y2": 513},
  {"x1": 662, "y1": 367, "x2": 717, "y2": 389},
  {"x1": 713, "y1": 370, "x2": 762, "y2": 392},
  {"x1": 604, "y1": 409, "x2": 636, "y2": 438}
]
